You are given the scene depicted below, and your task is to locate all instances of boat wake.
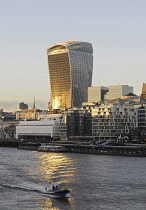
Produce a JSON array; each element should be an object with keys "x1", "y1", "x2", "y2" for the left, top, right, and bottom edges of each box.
[
  {"x1": 0, "y1": 182, "x2": 71, "y2": 199},
  {"x1": 1, "y1": 183, "x2": 42, "y2": 193}
]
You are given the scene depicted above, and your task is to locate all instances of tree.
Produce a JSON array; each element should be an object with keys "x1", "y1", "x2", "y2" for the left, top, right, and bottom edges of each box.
[
  {"x1": 4, "y1": 124, "x2": 16, "y2": 139},
  {"x1": 0, "y1": 126, "x2": 7, "y2": 138}
]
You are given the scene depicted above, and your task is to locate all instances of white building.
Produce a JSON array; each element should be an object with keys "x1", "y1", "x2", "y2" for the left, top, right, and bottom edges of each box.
[
  {"x1": 16, "y1": 115, "x2": 61, "y2": 142},
  {"x1": 105, "y1": 85, "x2": 133, "y2": 100},
  {"x1": 91, "y1": 103, "x2": 137, "y2": 140}
]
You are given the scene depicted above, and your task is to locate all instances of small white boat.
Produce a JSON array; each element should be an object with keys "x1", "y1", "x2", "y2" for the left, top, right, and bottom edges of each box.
[
  {"x1": 43, "y1": 185, "x2": 71, "y2": 198},
  {"x1": 38, "y1": 145, "x2": 68, "y2": 152}
]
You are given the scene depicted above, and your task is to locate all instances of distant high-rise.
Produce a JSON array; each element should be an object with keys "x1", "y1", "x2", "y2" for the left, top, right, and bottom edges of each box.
[
  {"x1": 19, "y1": 102, "x2": 28, "y2": 110},
  {"x1": 47, "y1": 41, "x2": 93, "y2": 110},
  {"x1": 105, "y1": 85, "x2": 133, "y2": 100},
  {"x1": 88, "y1": 86, "x2": 109, "y2": 103}
]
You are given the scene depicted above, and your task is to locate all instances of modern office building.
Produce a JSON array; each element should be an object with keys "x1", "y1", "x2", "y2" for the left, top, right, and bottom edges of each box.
[
  {"x1": 88, "y1": 86, "x2": 109, "y2": 103},
  {"x1": 59, "y1": 108, "x2": 92, "y2": 141},
  {"x1": 105, "y1": 85, "x2": 133, "y2": 100},
  {"x1": 47, "y1": 41, "x2": 93, "y2": 110}
]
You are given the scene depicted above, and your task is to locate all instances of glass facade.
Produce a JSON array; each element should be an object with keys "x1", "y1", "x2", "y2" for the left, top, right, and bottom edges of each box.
[
  {"x1": 59, "y1": 108, "x2": 92, "y2": 141},
  {"x1": 47, "y1": 41, "x2": 93, "y2": 110}
]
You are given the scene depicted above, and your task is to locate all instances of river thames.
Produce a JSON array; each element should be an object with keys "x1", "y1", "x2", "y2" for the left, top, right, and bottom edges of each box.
[{"x1": 0, "y1": 147, "x2": 146, "y2": 210}]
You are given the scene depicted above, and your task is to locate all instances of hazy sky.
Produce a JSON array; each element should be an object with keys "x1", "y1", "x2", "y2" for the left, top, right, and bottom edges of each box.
[{"x1": 0, "y1": 0, "x2": 146, "y2": 110}]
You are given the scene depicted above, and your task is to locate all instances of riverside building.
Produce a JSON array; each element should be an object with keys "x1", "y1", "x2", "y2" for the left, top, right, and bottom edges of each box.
[
  {"x1": 91, "y1": 103, "x2": 137, "y2": 140},
  {"x1": 47, "y1": 41, "x2": 93, "y2": 110},
  {"x1": 59, "y1": 108, "x2": 92, "y2": 141},
  {"x1": 16, "y1": 115, "x2": 61, "y2": 142},
  {"x1": 81, "y1": 102, "x2": 137, "y2": 141},
  {"x1": 136, "y1": 104, "x2": 146, "y2": 134}
]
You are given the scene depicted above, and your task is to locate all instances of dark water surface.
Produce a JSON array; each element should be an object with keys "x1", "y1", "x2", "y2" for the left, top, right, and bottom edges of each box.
[{"x1": 0, "y1": 147, "x2": 146, "y2": 210}]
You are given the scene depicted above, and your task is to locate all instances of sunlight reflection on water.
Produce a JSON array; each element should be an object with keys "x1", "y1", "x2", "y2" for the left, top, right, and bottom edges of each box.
[
  {"x1": 36, "y1": 152, "x2": 77, "y2": 209},
  {"x1": 38, "y1": 153, "x2": 77, "y2": 184}
]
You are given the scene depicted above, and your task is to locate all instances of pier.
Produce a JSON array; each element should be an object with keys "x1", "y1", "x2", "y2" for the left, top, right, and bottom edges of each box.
[{"x1": 57, "y1": 143, "x2": 146, "y2": 157}]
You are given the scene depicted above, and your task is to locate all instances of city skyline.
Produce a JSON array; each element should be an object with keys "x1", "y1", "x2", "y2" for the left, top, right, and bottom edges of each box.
[{"x1": 0, "y1": 0, "x2": 146, "y2": 111}]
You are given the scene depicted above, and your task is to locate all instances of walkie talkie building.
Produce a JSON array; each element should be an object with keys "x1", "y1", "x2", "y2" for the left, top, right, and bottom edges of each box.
[{"x1": 47, "y1": 41, "x2": 93, "y2": 110}]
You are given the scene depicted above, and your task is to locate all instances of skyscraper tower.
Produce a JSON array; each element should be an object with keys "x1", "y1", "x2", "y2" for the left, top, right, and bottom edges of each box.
[{"x1": 47, "y1": 41, "x2": 93, "y2": 110}]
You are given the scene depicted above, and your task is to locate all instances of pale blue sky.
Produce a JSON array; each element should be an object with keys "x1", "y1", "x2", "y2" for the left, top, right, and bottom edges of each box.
[{"x1": 0, "y1": 0, "x2": 146, "y2": 110}]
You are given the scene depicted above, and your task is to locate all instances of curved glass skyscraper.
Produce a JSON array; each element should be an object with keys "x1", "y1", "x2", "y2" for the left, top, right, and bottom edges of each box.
[{"x1": 47, "y1": 41, "x2": 93, "y2": 110}]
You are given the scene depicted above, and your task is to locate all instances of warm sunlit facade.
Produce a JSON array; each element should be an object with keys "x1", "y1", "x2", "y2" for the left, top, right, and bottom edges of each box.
[
  {"x1": 47, "y1": 41, "x2": 93, "y2": 110},
  {"x1": 105, "y1": 85, "x2": 133, "y2": 100}
]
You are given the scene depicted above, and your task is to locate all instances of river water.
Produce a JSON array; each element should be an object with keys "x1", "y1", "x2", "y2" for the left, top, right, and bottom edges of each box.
[{"x1": 0, "y1": 147, "x2": 146, "y2": 210}]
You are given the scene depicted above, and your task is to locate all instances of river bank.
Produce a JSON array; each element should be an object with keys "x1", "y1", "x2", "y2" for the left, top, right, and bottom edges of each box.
[
  {"x1": 0, "y1": 138, "x2": 19, "y2": 147},
  {"x1": 1, "y1": 139, "x2": 146, "y2": 157},
  {"x1": 19, "y1": 142, "x2": 146, "y2": 157}
]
